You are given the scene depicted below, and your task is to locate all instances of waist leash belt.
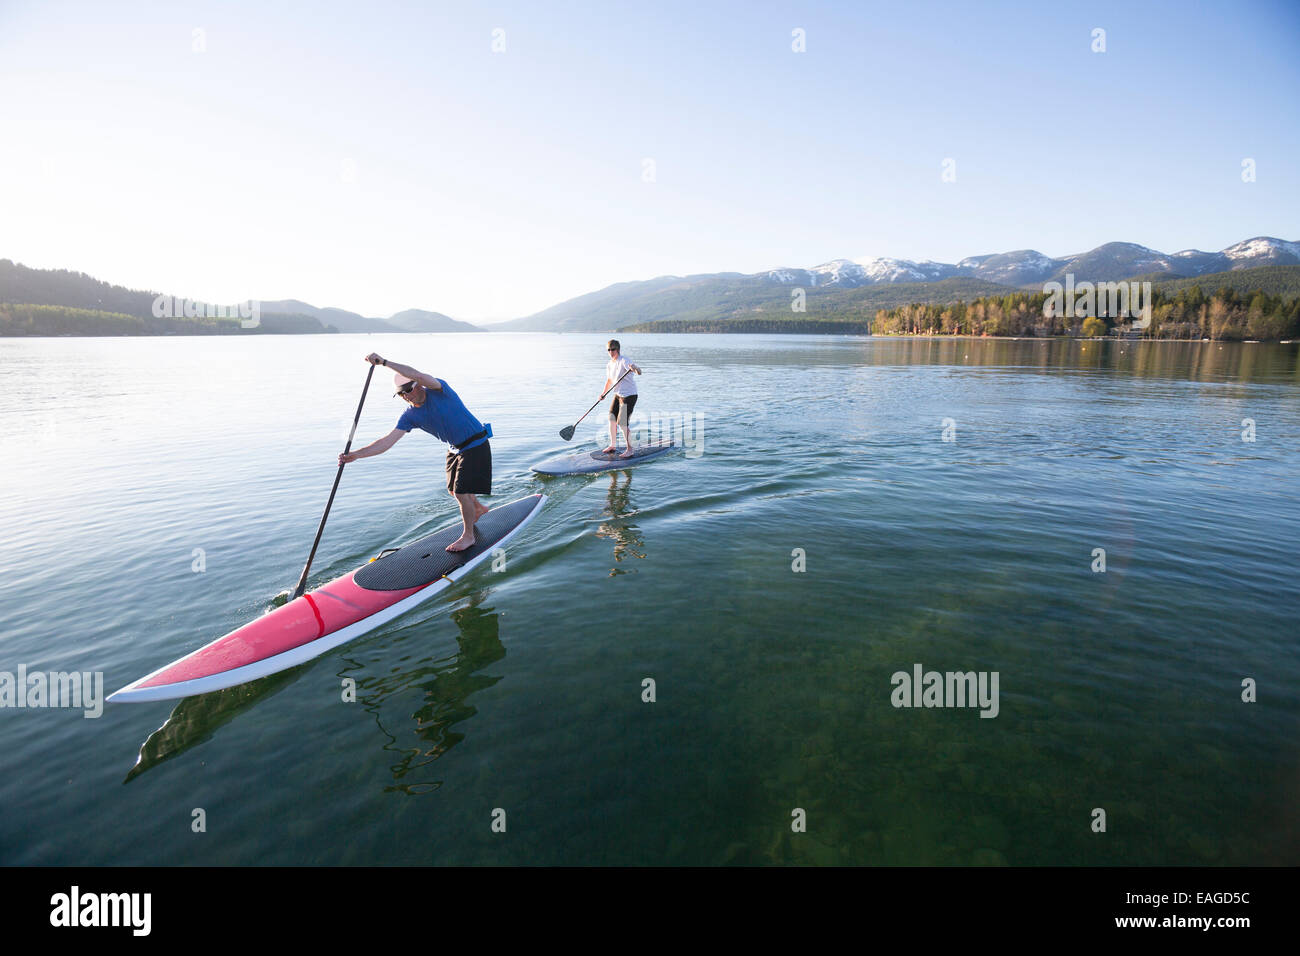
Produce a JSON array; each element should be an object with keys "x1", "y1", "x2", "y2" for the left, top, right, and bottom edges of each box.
[{"x1": 450, "y1": 423, "x2": 492, "y2": 454}]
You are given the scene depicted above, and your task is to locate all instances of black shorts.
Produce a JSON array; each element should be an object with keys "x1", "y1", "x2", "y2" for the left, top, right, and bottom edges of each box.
[
  {"x1": 446, "y1": 440, "x2": 491, "y2": 495},
  {"x1": 609, "y1": 393, "x2": 638, "y2": 423}
]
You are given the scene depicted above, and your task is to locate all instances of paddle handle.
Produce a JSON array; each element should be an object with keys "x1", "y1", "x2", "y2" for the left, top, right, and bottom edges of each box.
[{"x1": 293, "y1": 363, "x2": 376, "y2": 599}]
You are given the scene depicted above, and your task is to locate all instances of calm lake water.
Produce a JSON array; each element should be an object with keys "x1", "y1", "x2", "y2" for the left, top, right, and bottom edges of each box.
[{"x1": 1, "y1": 333, "x2": 1297, "y2": 865}]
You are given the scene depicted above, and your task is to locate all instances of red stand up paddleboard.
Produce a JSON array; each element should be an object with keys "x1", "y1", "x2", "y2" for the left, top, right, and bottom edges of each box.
[{"x1": 109, "y1": 494, "x2": 546, "y2": 703}]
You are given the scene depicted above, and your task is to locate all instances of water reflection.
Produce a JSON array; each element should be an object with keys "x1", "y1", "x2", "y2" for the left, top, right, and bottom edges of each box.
[
  {"x1": 595, "y1": 471, "x2": 645, "y2": 574},
  {"x1": 856, "y1": 338, "x2": 1300, "y2": 384},
  {"x1": 123, "y1": 668, "x2": 306, "y2": 783},
  {"x1": 338, "y1": 599, "x2": 506, "y2": 794},
  {"x1": 654, "y1": 336, "x2": 1299, "y2": 384}
]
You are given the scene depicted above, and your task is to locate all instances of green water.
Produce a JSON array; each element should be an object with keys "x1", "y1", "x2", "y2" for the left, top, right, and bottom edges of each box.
[{"x1": 0, "y1": 334, "x2": 1296, "y2": 864}]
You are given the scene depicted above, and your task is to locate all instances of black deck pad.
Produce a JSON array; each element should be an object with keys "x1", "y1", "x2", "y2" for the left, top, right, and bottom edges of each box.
[
  {"x1": 352, "y1": 495, "x2": 541, "y2": 592},
  {"x1": 587, "y1": 438, "x2": 675, "y2": 462}
]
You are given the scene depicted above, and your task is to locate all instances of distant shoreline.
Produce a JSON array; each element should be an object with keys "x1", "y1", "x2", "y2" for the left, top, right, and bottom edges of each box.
[
  {"x1": 4, "y1": 329, "x2": 1294, "y2": 344},
  {"x1": 854, "y1": 333, "x2": 1292, "y2": 343}
]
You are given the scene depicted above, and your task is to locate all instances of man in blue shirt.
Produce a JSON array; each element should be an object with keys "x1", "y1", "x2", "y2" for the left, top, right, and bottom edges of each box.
[{"x1": 339, "y1": 353, "x2": 491, "y2": 552}]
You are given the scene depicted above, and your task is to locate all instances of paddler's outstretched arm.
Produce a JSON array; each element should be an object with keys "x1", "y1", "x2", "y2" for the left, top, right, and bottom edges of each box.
[
  {"x1": 340, "y1": 428, "x2": 404, "y2": 464},
  {"x1": 365, "y1": 353, "x2": 442, "y2": 391}
]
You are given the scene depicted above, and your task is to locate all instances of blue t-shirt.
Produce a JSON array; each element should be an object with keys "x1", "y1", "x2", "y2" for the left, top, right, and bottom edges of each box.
[{"x1": 396, "y1": 379, "x2": 487, "y2": 451}]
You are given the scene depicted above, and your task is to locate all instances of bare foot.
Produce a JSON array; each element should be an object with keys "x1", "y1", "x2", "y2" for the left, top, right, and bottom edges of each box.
[
  {"x1": 602, "y1": 445, "x2": 618, "y2": 454},
  {"x1": 473, "y1": 502, "x2": 490, "y2": 522},
  {"x1": 446, "y1": 533, "x2": 476, "y2": 553},
  {"x1": 619, "y1": 448, "x2": 635, "y2": 458}
]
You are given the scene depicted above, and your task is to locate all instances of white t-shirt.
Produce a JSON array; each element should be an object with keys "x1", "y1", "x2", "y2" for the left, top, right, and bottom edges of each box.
[{"x1": 606, "y1": 355, "x2": 638, "y2": 396}]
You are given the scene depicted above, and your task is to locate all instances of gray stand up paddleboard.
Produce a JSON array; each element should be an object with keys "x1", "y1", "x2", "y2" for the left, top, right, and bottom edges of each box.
[{"x1": 531, "y1": 438, "x2": 677, "y2": 476}]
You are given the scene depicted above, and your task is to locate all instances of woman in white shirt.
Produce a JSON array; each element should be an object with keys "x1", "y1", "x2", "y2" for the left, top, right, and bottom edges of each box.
[{"x1": 602, "y1": 339, "x2": 642, "y2": 457}]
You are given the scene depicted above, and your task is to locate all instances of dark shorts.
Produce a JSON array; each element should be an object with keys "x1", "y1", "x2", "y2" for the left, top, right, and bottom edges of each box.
[
  {"x1": 446, "y1": 440, "x2": 491, "y2": 495},
  {"x1": 609, "y1": 393, "x2": 638, "y2": 423}
]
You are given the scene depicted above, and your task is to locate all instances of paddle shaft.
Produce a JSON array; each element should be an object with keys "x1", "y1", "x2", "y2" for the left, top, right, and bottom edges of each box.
[
  {"x1": 292, "y1": 363, "x2": 376, "y2": 599},
  {"x1": 564, "y1": 367, "x2": 633, "y2": 437}
]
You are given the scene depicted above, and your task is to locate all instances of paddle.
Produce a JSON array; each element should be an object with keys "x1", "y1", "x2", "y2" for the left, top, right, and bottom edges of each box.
[
  {"x1": 272, "y1": 362, "x2": 376, "y2": 606},
  {"x1": 560, "y1": 367, "x2": 633, "y2": 441}
]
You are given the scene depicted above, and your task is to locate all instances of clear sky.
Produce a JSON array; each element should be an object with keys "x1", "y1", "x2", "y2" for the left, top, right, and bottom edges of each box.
[{"x1": 1, "y1": 0, "x2": 1297, "y2": 322}]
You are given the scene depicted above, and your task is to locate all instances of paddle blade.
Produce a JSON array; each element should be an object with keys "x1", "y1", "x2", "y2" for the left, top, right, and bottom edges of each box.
[{"x1": 559, "y1": 425, "x2": 576, "y2": 441}]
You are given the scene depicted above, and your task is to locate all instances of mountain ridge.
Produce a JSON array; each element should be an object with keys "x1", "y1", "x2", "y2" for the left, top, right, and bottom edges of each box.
[
  {"x1": 5, "y1": 234, "x2": 1297, "y2": 337},
  {"x1": 492, "y1": 236, "x2": 1300, "y2": 332},
  {"x1": 0, "y1": 260, "x2": 483, "y2": 334}
]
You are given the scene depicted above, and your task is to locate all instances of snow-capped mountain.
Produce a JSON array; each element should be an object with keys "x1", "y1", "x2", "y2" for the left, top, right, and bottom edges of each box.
[
  {"x1": 957, "y1": 250, "x2": 1059, "y2": 286},
  {"x1": 1223, "y1": 237, "x2": 1300, "y2": 265},
  {"x1": 767, "y1": 237, "x2": 1298, "y2": 287},
  {"x1": 1153, "y1": 237, "x2": 1300, "y2": 278},
  {"x1": 1169, "y1": 249, "x2": 1231, "y2": 275},
  {"x1": 810, "y1": 259, "x2": 872, "y2": 286},
  {"x1": 767, "y1": 257, "x2": 961, "y2": 288},
  {"x1": 860, "y1": 258, "x2": 959, "y2": 283},
  {"x1": 1043, "y1": 242, "x2": 1176, "y2": 284},
  {"x1": 496, "y1": 235, "x2": 1299, "y2": 332}
]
